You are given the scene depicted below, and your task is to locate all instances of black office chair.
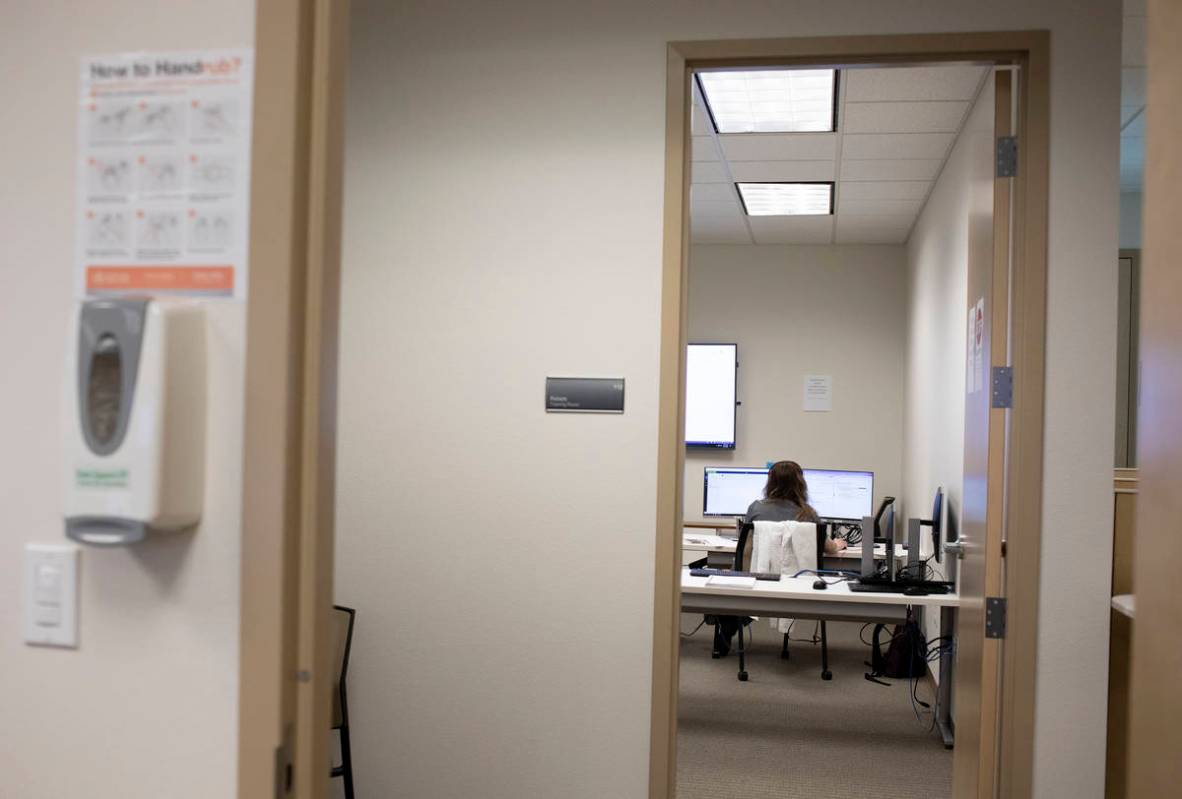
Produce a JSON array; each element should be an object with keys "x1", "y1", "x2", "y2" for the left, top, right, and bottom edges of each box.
[
  {"x1": 331, "y1": 605, "x2": 357, "y2": 799},
  {"x1": 731, "y1": 522, "x2": 832, "y2": 682}
]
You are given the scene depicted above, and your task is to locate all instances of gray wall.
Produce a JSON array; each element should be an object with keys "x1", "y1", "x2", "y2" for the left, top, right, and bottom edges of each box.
[{"x1": 684, "y1": 244, "x2": 906, "y2": 521}]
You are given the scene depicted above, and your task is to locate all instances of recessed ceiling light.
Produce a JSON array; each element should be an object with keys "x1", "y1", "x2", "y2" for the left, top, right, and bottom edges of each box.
[
  {"x1": 736, "y1": 182, "x2": 834, "y2": 216},
  {"x1": 697, "y1": 69, "x2": 837, "y2": 134}
]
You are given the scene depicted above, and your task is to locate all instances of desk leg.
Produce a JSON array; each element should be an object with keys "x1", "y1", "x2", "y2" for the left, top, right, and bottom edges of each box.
[{"x1": 937, "y1": 605, "x2": 955, "y2": 749}]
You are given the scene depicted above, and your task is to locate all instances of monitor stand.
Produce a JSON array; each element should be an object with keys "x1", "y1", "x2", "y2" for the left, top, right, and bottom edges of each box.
[{"x1": 860, "y1": 515, "x2": 876, "y2": 578}]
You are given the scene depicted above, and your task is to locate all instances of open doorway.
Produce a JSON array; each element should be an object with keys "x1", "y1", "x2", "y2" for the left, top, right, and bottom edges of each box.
[{"x1": 651, "y1": 34, "x2": 1050, "y2": 799}]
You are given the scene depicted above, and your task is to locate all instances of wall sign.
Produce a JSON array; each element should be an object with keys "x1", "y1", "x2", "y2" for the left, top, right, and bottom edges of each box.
[
  {"x1": 803, "y1": 374, "x2": 833, "y2": 412},
  {"x1": 76, "y1": 50, "x2": 254, "y2": 300},
  {"x1": 545, "y1": 377, "x2": 625, "y2": 413}
]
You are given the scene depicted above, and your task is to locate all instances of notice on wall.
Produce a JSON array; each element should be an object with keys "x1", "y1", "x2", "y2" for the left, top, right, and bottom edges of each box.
[
  {"x1": 75, "y1": 50, "x2": 254, "y2": 300},
  {"x1": 803, "y1": 375, "x2": 832, "y2": 412},
  {"x1": 967, "y1": 297, "x2": 985, "y2": 394}
]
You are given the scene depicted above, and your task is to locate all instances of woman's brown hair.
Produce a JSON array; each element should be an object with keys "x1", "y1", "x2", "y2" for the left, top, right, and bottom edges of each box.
[{"x1": 763, "y1": 460, "x2": 818, "y2": 522}]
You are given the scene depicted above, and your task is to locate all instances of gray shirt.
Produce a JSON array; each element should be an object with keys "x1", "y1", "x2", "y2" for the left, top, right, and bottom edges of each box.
[{"x1": 743, "y1": 498, "x2": 805, "y2": 526}]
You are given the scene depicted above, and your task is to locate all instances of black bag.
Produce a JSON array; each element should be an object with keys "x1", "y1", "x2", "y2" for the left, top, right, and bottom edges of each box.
[{"x1": 869, "y1": 617, "x2": 927, "y2": 679}]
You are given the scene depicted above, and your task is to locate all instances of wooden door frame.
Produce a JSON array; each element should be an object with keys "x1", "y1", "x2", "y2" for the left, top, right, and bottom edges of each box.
[
  {"x1": 651, "y1": 31, "x2": 1049, "y2": 799},
  {"x1": 238, "y1": 0, "x2": 348, "y2": 797}
]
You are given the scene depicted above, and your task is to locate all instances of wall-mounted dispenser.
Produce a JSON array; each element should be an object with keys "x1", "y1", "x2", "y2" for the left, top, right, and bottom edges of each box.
[{"x1": 64, "y1": 298, "x2": 206, "y2": 545}]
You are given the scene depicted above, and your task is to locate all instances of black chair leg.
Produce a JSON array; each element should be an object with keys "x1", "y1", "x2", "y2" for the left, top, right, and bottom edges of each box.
[
  {"x1": 339, "y1": 724, "x2": 356, "y2": 799},
  {"x1": 820, "y1": 621, "x2": 832, "y2": 681},
  {"x1": 736, "y1": 623, "x2": 748, "y2": 681}
]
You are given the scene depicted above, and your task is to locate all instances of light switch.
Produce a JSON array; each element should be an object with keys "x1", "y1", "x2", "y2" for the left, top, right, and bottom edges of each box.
[{"x1": 24, "y1": 544, "x2": 79, "y2": 648}]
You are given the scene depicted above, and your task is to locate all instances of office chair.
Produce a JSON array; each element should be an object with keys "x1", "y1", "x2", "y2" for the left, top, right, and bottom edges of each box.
[
  {"x1": 731, "y1": 522, "x2": 831, "y2": 682},
  {"x1": 331, "y1": 605, "x2": 357, "y2": 799}
]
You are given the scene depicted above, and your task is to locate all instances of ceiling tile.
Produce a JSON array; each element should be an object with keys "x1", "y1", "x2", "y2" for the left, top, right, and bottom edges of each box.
[
  {"x1": 1121, "y1": 105, "x2": 1145, "y2": 127},
  {"x1": 835, "y1": 215, "x2": 912, "y2": 244},
  {"x1": 839, "y1": 180, "x2": 931, "y2": 201},
  {"x1": 692, "y1": 183, "x2": 737, "y2": 203},
  {"x1": 840, "y1": 159, "x2": 942, "y2": 181},
  {"x1": 1121, "y1": 68, "x2": 1146, "y2": 107},
  {"x1": 841, "y1": 132, "x2": 955, "y2": 160},
  {"x1": 838, "y1": 198, "x2": 924, "y2": 216},
  {"x1": 835, "y1": 227, "x2": 910, "y2": 245},
  {"x1": 692, "y1": 136, "x2": 719, "y2": 162},
  {"x1": 691, "y1": 161, "x2": 730, "y2": 183},
  {"x1": 1122, "y1": 111, "x2": 1146, "y2": 138},
  {"x1": 692, "y1": 219, "x2": 751, "y2": 244},
  {"x1": 1122, "y1": 15, "x2": 1146, "y2": 67},
  {"x1": 719, "y1": 133, "x2": 837, "y2": 161},
  {"x1": 692, "y1": 103, "x2": 712, "y2": 136},
  {"x1": 1125, "y1": 0, "x2": 1146, "y2": 15},
  {"x1": 843, "y1": 101, "x2": 969, "y2": 134},
  {"x1": 729, "y1": 160, "x2": 836, "y2": 182},
  {"x1": 843, "y1": 66, "x2": 987, "y2": 102},
  {"x1": 691, "y1": 198, "x2": 743, "y2": 219},
  {"x1": 748, "y1": 215, "x2": 834, "y2": 245}
]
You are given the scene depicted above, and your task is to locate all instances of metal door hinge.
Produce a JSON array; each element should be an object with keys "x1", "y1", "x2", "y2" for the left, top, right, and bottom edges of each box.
[
  {"x1": 985, "y1": 597, "x2": 1007, "y2": 639},
  {"x1": 997, "y1": 136, "x2": 1018, "y2": 177},
  {"x1": 991, "y1": 366, "x2": 1013, "y2": 409}
]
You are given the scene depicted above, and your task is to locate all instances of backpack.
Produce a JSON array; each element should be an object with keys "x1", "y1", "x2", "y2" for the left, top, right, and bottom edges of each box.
[{"x1": 867, "y1": 617, "x2": 927, "y2": 680}]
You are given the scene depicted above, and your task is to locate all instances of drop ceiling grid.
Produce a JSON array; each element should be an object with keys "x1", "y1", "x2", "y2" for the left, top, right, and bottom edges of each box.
[
  {"x1": 1120, "y1": 0, "x2": 1146, "y2": 190},
  {"x1": 691, "y1": 64, "x2": 989, "y2": 246}
]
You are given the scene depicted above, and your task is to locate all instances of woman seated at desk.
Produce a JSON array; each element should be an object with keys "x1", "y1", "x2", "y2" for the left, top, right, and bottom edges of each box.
[
  {"x1": 713, "y1": 461, "x2": 845, "y2": 658},
  {"x1": 744, "y1": 460, "x2": 847, "y2": 554}
]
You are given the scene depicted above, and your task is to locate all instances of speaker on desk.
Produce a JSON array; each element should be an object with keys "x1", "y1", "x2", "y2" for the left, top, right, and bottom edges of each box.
[
  {"x1": 861, "y1": 515, "x2": 876, "y2": 578},
  {"x1": 907, "y1": 517, "x2": 923, "y2": 568}
]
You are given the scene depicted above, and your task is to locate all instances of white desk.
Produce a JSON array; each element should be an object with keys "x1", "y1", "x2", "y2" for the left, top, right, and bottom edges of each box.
[{"x1": 681, "y1": 569, "x2": 960, "y2": 748}]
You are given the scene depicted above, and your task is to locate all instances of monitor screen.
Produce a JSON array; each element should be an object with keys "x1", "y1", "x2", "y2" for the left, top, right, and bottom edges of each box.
[
  {"x1": 803, "y1": 468, "x2": 874, "y2": 521},
  {"x1": 703, "y1": 467, "x2": 767, "y2": 516},
  {"x1": 685, "y1": 344, "x2": 737, "y2": 448}
]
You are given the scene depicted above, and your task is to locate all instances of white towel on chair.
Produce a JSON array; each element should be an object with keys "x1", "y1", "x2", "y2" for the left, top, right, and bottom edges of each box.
[{"x1": 753, "y1": 520, "x2": 818, "y2": 632}]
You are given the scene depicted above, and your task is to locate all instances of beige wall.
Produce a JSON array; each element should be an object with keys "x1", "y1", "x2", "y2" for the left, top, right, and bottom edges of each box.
[
  {"x1": 335, "y1": 2, "x2": 1119, "y2": 798},
  {"x1": 0, "y1": 4, "x2": 253, "y2": 798},
  {"x1": 683, "y1": 245, "x2": 906, "y2": 522},
  {"x1": 902, "y1": 78, "x2": 989, "y2": 645}
]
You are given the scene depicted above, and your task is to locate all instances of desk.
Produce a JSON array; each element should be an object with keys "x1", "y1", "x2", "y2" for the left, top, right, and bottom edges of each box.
[{"x1": 681, "y1": 569, "x2": 960, "y2": 748}]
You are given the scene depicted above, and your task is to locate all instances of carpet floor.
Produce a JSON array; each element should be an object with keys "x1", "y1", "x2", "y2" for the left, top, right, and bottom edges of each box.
[{"x1": 677, "y1": 618, "x2": 952, "y2": 799}]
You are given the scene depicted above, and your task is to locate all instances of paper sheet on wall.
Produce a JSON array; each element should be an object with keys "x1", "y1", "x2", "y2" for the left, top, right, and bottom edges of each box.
[
  {"x1": 75, "y1": 50, "x2": 254, "y2": 300},
  {"x1": 803, "y1": 375, "x2": 832, "y2": 411},
  {"x1": 967, "y1": 298, "x2": 985, "y2": 394}
]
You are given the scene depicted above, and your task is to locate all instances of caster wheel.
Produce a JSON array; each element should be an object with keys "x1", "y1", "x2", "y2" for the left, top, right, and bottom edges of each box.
[
  {"x1": 738, "y1": 671, "x2": 749, "y2": 682},
  {"x1": 822, "y1": 671, "x2": 833, "y2": 681}
]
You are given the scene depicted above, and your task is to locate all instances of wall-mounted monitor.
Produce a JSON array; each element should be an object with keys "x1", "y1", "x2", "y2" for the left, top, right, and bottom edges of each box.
[
  {"x1": 703, "y1": 466, "x2": 766, "y2": 516},
  {"x1": 685, "y1": 343, "x2": 737, "y2": 448}
]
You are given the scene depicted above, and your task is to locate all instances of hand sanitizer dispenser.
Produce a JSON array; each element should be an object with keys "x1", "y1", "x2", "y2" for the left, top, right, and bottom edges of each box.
[{"x1": 64, "y1": 298, "x2": 206, "y2": 545}]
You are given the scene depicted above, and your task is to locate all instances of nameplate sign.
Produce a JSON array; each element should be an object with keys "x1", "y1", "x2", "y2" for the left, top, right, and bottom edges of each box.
[{"x1": 545, "y1": 377, "x2": 625, "y2": 413}]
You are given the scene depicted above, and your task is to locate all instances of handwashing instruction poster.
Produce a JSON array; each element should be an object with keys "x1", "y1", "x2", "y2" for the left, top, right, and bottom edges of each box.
[{"x1": 76, "y1": 50, "x2": 253, "y2": 300}]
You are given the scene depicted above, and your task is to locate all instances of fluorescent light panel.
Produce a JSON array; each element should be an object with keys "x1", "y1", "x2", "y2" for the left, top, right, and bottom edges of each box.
[
  {"x1": 698, "y1": 69, "x2": 836, "y2": 133},
  {"x1": 737, "y1": 182, "x2": 833, "y2": 216}
]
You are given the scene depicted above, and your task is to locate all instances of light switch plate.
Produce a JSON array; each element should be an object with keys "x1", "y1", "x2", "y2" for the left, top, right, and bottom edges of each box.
[{"x1": 24, "y1": 543, "x2": 79, "y2": 648}]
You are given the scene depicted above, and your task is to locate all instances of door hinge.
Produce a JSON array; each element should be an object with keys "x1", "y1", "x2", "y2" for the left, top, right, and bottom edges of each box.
[
  {"x1": 997, "y1": 136, "x2": 1018, "y2": 177},
  {"x1": 275, "y1": 724, "x2": 294, "y2": 798},
  {"x1": 985, "y1": 597, "x2": 1007, "y2": 639},
  {"x1": 991, "y1": 366, "x2": 1013, "y2": 409}
]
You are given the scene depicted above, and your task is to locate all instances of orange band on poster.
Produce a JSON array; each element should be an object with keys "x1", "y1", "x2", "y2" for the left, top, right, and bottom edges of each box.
[{"x1": 86, "y1": 265, "x2": 234, "y2": 293}]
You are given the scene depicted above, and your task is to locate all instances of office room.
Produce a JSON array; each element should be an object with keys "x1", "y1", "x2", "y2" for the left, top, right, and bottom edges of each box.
[{"x1": 676, "y1": 61, "x2": 997, "y2": 798}]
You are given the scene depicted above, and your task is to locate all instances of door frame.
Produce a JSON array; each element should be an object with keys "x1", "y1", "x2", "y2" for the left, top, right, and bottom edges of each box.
[
  {"x1": 238, "y1": 1, "x2": 349, "y2": 797},
  {"x1": 651, "y1": 31, "x2": 1049, "y2": 799}
]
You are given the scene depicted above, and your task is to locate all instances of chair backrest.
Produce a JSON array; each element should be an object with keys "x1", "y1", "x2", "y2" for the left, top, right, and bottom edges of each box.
[
  {"x1": 331, "y1": 605, "x2": 356, "y2": 729},
  {"x1": 735, "y1": 520, "x2": 826, "y2": 573}
]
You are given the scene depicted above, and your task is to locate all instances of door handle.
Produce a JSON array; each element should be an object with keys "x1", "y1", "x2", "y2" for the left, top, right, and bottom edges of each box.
[{"x1": 943, "y1": 540, "x2": 966, "y2": 559}]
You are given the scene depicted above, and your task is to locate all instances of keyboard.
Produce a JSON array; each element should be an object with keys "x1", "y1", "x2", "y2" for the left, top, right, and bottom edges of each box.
[
  {"x1": 690, "y1": 568, "x2": 781, "y2": 582},
  {"x1": 848, "y1": 577, "x2": 953, "y2": 594}
]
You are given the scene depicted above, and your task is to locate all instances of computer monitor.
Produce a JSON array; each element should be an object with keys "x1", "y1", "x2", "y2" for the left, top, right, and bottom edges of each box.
[
  {"x1": 803, "y1": 468, "x2": 874, "y2": 521},
  {"x1": 685, "y1": 344, "x2": 738, "y2": 448},
  {"x1": 926, "y1": 487, "x2": 944, "y2": 562},
  {"x1": 703, "y1": 466, "x2": 767, "y2": 517}
]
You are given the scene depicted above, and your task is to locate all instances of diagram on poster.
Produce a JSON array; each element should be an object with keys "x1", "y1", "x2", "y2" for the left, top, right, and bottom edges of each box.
[{"x1": 76, "y1": 50, "x2": 253, "y2": 299}]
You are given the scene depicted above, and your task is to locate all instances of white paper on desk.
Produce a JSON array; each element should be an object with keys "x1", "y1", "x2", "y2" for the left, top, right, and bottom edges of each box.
[{"x1": 705, "y1": 575, "x2": 757, "y2": 589}]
